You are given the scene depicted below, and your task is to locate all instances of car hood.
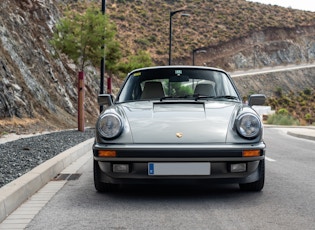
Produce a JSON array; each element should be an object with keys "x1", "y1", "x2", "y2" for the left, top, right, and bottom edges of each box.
[{"x1": 119, "y1": 101, "x2": 239, "y2": 143}]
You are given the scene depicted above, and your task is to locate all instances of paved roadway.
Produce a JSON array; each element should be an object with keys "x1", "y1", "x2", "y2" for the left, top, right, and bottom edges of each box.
[
  {"x1": 230, "y1": 63, "x2": 315, "y2": 77},
  {"x1": 1, "y1": 127, "x2": 313, "y2": 230}
]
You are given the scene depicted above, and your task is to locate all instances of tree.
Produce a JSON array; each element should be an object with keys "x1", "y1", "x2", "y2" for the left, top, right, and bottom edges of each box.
[
  {"x1": 50, "y1": 5, "x2": 121, "y2": 72},
  {"x1": 116, "y1": 50, "x2": 152, "y2": 77},
  {"x1": 50, "y1": 4, "x2": 121, "y2": 131}
]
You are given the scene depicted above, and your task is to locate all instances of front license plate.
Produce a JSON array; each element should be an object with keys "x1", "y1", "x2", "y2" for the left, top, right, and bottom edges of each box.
[{"x1": 148, "y1": 162, "x2": 210, "y2": 176}]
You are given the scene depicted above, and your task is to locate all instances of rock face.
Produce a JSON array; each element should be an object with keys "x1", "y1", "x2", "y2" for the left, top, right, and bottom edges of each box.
[
  {"x1": 193, "y1": 26, "x2": 315, "y2": 70},
  {"x1": 0, "y1": 0, "x2": 314, "y2": 132},
  {"x1": 0, "y1": 0, "x2": 99, "y2": 131},
  {"x1": 233, "y1": 67, "x2": 315, "y2": 98},
  {"x1": 200, "y1": 26, "x2": 315, "y2": 98}
]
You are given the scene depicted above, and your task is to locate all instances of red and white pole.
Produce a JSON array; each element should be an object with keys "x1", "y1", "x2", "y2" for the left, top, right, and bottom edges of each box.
[{"x1": 78, "y1": 71, "x2": 85, "y2": 132}]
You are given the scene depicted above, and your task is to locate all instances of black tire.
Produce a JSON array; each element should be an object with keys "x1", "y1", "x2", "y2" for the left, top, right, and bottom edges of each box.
[
  {"x1": 94, "y1": 160, "x2": 118, "y2": 193},
  {"x1": 239, "y1": 159, "x2": 265, "y2": 192}
]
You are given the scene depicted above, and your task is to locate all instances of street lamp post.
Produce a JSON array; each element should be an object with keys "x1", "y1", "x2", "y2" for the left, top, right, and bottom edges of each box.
[
  {"x1": 169, "y1": 9, "x2": 189, "y2": 65},
  {"x1": 100, "y1": 0, "x2": 106, "y2": 112},
  {"x1": 192, "y1": 49, "x2": 207, "y2": 65}
]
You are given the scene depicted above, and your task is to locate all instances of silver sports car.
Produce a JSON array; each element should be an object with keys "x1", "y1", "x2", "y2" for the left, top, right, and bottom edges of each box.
[{"x1": 93, "y1": 66, "x2": 266, "y2": 192}]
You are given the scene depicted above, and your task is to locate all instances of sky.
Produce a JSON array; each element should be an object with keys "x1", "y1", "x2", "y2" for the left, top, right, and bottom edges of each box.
[{"x1": 247, "y1": 0, "x2": 315, "y2": 12}]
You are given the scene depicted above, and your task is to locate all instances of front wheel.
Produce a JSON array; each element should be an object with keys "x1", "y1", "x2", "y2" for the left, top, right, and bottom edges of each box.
[
  {"x1": 94, "y1": 160, "x2": 119, "y2": 193},
  {"x1": 239, "y1": 159, "x2": 265, "y2": 192}
]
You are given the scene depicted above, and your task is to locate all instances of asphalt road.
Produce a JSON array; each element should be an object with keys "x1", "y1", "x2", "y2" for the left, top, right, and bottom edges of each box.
[
  {"x1": 24, "y1": 128, "x2": 315, "y2": 230},
  {"x1": 230, "y1": 62, "x2": 315, "y2": 77}
]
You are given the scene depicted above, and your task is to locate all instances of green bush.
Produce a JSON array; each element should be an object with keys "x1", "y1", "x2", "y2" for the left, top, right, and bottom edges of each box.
[
  {"x1": 305, "y1": 113, "x2": 313, "y2": 125},
  {"x1": 134, "y1": 38, "x2": 150, "y2": 47},
  {"x1": 299, "y1": 101, "x2": 307, "y2": 106},
  {"x1": 267, "y1": 114, "x2": 299, "y2": 126},
  {"x1": 274, "y1": 87, "x2": 283, "y2": 97},
  {"x1": 116, "y1": 50, "x2": 152, "y2": 77},
  {"x1": 303, "y1": 88, "x2": 312, "y2": 95},
  {"x1": 277, "y1": 108, "x2": 289, "y2": 115}
]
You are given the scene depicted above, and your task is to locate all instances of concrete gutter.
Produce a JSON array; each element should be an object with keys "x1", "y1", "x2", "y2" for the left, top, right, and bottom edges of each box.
[
  {"x1": 265, "y1": 125, "x2": 315, "y2": 141},
  {"x1": 287, "y1": 128, "x2": 315, "y2": 141},
  {"x1": 0, "y1": 138, "x2": 94, "y2": 223}
]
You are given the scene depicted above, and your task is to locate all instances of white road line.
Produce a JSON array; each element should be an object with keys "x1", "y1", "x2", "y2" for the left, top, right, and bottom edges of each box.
[{"x1": 265, "y1": 156, "x2": 276, "y2": 162}]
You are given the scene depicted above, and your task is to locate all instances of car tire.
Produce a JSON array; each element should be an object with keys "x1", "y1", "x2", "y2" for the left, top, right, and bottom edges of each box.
[
  {"x1": 94, "y1": 160, "x2": 118, "y2": 193},
  {"x1": 239, "y1": 159, "x2": 265, "y2": 192}
]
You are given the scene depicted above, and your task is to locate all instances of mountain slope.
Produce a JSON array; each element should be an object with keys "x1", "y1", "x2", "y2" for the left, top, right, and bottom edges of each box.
[
  {"x1": 0, "y1": 0, "x2": 314, "y2": 134},
  {"x1": 106, "y1": 0, "x2": 315, "y2": 65},
  {"x1": 0, "y1": 0, "x2": 99, "y2": 134}
]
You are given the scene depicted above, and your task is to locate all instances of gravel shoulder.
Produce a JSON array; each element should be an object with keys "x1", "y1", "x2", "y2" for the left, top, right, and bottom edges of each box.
[{"x1": 0, "y1": 129, "x2": 95, "y2": 188}]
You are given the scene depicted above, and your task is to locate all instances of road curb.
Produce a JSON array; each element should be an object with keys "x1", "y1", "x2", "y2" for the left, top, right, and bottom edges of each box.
[
  {"x1": 287, "y1": 131, "x2": 315, "y2": 141},
  {"x1": 0, "y1": 138, "x2": 94, "y2": 223}
]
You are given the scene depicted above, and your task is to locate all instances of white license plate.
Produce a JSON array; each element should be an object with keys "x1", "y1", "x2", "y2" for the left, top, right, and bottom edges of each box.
[{"x1": 148, "y1": 162, "x2": 210, "y2": 176}]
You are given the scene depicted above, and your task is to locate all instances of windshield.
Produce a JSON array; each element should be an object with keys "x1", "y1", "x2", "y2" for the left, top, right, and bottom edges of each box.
[{"x1": 116, "y1": 67, "x2": 240, "y2": 103}]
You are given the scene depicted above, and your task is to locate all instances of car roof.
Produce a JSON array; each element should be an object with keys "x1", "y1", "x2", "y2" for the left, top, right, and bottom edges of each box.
[{"x1": 127, "y1": 65, "x2": 228, "y2": 76}]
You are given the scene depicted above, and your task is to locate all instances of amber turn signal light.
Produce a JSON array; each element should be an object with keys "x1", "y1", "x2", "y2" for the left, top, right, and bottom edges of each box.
[
  {"x1": 98, "y1": 150, "x2": 117, "y2": 157},
  {"x1": 242, "y1": 150, "x2": 260, "y2": 157}
]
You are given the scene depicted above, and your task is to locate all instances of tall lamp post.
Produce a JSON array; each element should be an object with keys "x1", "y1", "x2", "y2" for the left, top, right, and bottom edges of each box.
[
  {"x1": 192, "y1": 49, "x2": 207, "y2": 65},
  {"x1": 169, "y1": 9, "x2": 189, "y2": 65},
  {"x1": 100, "y1": 0, "x2": 106, "y2": 112}
]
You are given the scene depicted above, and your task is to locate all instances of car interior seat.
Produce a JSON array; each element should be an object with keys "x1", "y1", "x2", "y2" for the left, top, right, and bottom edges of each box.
[
  {"x1": 141, "y1": 81, "x2": 165, "y2": 99},
  {"x1": 194, "y1": 83, "x2": 216, "y2": 97}
]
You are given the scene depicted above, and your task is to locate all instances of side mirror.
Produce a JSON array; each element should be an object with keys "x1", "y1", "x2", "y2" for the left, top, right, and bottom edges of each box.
[
  {"x1": 98, "y1": 94, "x2": 114, "y2": 106},
  {"x1": 248, "y1": 94, "x2": 266, "y2": 106}
]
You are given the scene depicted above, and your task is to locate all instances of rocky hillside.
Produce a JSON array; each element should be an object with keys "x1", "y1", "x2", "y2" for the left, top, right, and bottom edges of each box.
[
  {"x1": 232, "y1": 67, "x2": 315, "y2": 97},
  {"x1": 106, "y1": 0, "x2": 315, "y2": 67},
  {"x1": 0, "y1": 0, "x2": 315, "y2": 134},
  {"x1": 191, "y1": 26, "x2": 315, "y2": 70},
  {"x1": 0, "y1": 0, "x2": 100, "y2": 134}
]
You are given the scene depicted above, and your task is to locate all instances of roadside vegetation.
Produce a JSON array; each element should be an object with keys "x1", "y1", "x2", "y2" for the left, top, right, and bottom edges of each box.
[
  {"x1": 56, "y1": 0, "x2": 315, "y2": 67},
  {"x1": 52, "y1": 2, "x2": 152, "y2": 78},
  {"x1": 266, "y1": 88, "x2": 315, "y2": 126},
  {"x1": 105, "y1": 0, "x2": 315, "y2": 64}
]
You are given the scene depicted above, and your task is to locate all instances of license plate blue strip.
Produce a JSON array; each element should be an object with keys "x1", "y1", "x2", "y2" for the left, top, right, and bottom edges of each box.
[{"x1": 148, "y1": 163, "x2": 154, "y2": 175}]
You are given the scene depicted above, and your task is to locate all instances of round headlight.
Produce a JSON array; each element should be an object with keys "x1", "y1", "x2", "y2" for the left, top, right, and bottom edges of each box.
[
  {"x1": 98, "y1": 113, "x2": 123, "y2": 139},
  {"x1": 236, "y1": 113, "x2": 261, "y2": 139}
]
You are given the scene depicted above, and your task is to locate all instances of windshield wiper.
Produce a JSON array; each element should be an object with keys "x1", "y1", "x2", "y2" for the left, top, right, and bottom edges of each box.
[
  {"x1": 194, "y1": 95, "x2": 239, "y2": 101},
  {"x1": 160, "y1": 95, "x2": 192, "y2": 101},
  {"x1": 160, "y1": 96, "x2": 174, "y2": 101},
  {"x1": 214, "y1": 95, "x2": 239, "y2": 100},
  {"x1": 194, "y1": 95, "x2": 215, "y2": 101},
  {"x1": 160, "y1": 95, "x2": 238, "y2": 102}
]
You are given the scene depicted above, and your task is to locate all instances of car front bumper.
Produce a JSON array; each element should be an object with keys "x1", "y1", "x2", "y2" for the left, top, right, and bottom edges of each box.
[{"x1": 93, "y1": 142, "x2": 266, "y2": 185}]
